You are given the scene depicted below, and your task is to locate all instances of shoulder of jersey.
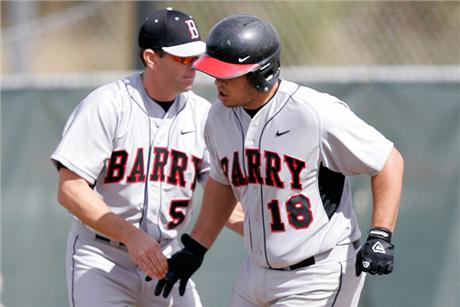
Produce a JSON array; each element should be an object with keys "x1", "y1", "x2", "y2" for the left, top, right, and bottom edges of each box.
[
  {"x1": 281, "y1": 80, "x2": 348, "y2": 111},
  {"x1": 184, "y1": 91, "x2": 212, "y2": 111},
  {"x1": 80, "y1": 78, "x2": 126, "y2": 109},
  {"x1": 207, "y1": 99, "x2": 228, "y2": 120}
]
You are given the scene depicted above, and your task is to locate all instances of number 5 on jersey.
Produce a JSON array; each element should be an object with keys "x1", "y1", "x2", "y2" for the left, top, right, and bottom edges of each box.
[{"x1": 167, "y1": 199, "x2": 191, "y2": 229}]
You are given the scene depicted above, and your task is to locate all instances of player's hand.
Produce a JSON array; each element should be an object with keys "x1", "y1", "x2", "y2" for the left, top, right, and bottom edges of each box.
[
  {"x1": 154, "y1": 234, "x2": 207, "y2": 298},
  {"x1": 125, "y1": 229, "x2": 168, "y2": 280},
  {"x1": 356, "y1": 227, "x2": 394, "y2": 276}
]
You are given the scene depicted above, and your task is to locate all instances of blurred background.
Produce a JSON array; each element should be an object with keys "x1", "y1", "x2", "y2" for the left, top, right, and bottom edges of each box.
[{"x1": 1, "y1": 1, "x2": 459, "y2": 307}]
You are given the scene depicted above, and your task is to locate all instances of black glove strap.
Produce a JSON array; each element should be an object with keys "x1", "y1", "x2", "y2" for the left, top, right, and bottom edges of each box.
[
  {"x1": 368, "y1": 227, "x2": 392, "y2": 242},
  {"x1": 181, "y1": 234, "x2": 207, "y2": 259}
]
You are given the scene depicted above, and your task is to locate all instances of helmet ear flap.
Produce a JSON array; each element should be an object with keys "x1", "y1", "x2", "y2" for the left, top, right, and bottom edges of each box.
[{"x1": 247, "y1": 53, "x2": 280, "y2": 92}]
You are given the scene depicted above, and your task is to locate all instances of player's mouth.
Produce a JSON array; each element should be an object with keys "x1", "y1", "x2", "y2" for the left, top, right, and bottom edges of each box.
[
  {"x1": 183, "y1": 70, "x2": 196, "y2": 79},
  {"x1": 218, "y1": 90, "x2": 228, "y2": 101},
  {"x1": 183, "y1": 73, "x2": 195, "y2": 80}
]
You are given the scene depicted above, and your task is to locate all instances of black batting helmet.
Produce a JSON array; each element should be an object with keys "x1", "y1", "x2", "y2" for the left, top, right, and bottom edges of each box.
[{"x1": 193, "y1": 14, "x2": 281, "y2": 92}]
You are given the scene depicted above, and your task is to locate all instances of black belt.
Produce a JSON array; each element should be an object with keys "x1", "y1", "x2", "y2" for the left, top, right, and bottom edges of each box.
[
  {"x1": 95, "y1": 234, "x2": 126, "y2": 247},
  {"x1": 273, "y1": 240, "x2": 360, "y2": 271},
  {"x1": 273, "y1": 256, "x2": 315, "y2": 271}
]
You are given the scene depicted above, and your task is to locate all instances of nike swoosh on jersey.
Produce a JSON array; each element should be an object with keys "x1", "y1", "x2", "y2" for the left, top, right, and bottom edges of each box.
[
  {"x1": 275, "y1": 130, "x2": 290, "y2": 137},
  {"x1": 181, "y1": 130, "x2": 195, "y2": 135}
]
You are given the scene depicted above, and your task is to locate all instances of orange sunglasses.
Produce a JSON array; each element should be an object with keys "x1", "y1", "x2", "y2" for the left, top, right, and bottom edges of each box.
[{"x1": 169, "y1": 55, "x2": 199, "y2": 65}]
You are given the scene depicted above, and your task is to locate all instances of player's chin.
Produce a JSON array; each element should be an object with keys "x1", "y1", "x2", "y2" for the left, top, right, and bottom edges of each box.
[
  {"x1": 219, "y1": 95, "x2": 235, "y2": 107},
  {"x1": 182, "y1": 83, "x2": 193, "y2": 92},
  {"x1": 180, "y1": 79, "x2": 194, "y2": 91}
]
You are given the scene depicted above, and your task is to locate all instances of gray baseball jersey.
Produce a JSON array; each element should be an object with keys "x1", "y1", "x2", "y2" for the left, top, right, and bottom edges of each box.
[
  {"x1": 52, "y1": 73, "x2": 210, "y2": 244},
  {"x1": 204, "y1": 79, "x2": 393, "y2": 269}
]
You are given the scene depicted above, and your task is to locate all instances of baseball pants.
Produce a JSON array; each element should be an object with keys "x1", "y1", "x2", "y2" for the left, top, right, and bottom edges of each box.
[
  {"x1": 65, "y1": 221, "x2": 202, "y2": 307},
  {"x1": 230, "y1": 241, "x2": 365, "y2": 307}
]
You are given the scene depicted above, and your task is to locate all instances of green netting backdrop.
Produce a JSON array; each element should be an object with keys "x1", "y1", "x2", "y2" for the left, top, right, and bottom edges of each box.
[{"x1": 1, "y1": 81, "x2": 459, "y2": 307}]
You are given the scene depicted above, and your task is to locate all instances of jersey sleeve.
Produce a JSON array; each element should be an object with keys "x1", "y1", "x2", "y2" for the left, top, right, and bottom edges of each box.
[
  {"x1": 50, "y1": 86, "x2": 118, "y2": 184},
  {"x1": 203, "y1": 114, "x2": 231, "y2": 186},
  {"x1": 320, "y1": 100, "x2": 393, "y2": 176}
]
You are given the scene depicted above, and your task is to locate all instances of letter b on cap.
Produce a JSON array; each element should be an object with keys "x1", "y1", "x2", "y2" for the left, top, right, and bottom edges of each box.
[{"x1": 185, "y1": 20, "x2": 199, "y2": 39}]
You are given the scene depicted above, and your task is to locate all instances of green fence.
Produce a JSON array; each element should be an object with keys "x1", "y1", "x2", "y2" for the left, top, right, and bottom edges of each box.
[{"x1": 2, "y1": 80, "x2": 459, "y2": 307}]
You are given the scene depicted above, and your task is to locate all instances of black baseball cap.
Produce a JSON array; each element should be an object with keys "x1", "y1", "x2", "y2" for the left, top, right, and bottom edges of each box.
[{"x1": 138, "y1": 7, "x2": 206, "y2": 57}]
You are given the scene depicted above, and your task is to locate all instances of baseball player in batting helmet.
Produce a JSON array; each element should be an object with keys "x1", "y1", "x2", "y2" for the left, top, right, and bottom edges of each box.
[{"x1": 154, "y1": 14, "x2": 404, "y2": 307}]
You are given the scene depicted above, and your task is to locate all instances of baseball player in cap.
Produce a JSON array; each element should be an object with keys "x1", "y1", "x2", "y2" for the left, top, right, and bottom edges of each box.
[
  {"x1": 154, "y1": 14, "x2": 404, "y2": 307},
  {"x1": 51, "y1": 7, "x2": 214, "y2": 307}
]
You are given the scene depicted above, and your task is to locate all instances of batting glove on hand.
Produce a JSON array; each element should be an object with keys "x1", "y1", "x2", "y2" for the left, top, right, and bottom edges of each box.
[
  {"x1": 356, "y1": 227, "x2": 394, "y2": 276},
  {"x1": 154, "y1": 234, "x2": 207, "y2": 298}
]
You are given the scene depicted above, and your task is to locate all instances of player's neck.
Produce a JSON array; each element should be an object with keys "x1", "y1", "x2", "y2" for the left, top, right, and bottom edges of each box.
[
  {"x1": 141, "y1": 72, "x2": 177, "y2": 102},
  {"x1": 244, "y1": 80, "x2": 280, "y2": 110}
]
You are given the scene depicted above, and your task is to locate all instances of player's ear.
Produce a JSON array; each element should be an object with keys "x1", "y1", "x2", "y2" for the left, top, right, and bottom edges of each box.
[{"x1": 143, "y1": 49, "x2": 159, "y2": 68}]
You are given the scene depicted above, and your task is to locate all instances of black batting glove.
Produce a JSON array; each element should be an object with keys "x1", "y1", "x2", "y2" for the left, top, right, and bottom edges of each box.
[
  {"x1": 154, "y1": 234, "x2": 207, "y2": 298},
  {"x1": 356, "y1": 227, "x2": 394, "y2": 276}
]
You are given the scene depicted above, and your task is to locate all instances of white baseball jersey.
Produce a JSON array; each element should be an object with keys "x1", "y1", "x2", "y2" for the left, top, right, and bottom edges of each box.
[
  {"x1": 204, "y1": 80, "x2": 393, "y2": 269},
  {"x1": 51, "y1": 73, "x2": 210, "y2": 241}
]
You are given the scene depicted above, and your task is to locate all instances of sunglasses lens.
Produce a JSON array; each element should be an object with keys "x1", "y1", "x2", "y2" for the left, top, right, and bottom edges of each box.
[
  {"x1": 172, "y1": 55, "x2": 197, "y2": 65},
  {"x1": 184, "y1": 57, "x2": 195, "y2": 65}
]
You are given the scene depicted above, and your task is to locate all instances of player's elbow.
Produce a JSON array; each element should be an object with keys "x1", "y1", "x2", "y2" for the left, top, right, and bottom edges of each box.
[
  {"x1": 56, "y1": 168, "x2": 86, "y2": 209},
  {"x1": 373, "y1": 147, "x2": 404, "y2": 187},
  {"x1": 57, "y1": 181, "x2": 72, "y2": 208},
  {"x1": 225, "y1": 202, "x2": 245, "y2": 236},
  {"x1": 391, "y1": 147, "x2": 404, "y2": 175},
  {"x1": 380, "y1": 147, "x2": 404, "y2": 175},
  {"x1": 225, "y1": 220, "x2": 244, "y2": 236}
]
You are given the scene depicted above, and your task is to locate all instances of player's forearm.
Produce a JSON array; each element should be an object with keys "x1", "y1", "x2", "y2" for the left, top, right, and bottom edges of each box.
[
  {"x1": 191, "y1": 178, "x2": 238, "y2": 248},
  {"x1": 370, "y1": 147, "x2": 404, "y2": 232},
  {"x1": 225, "y1": 202, "x2": 244, "y2": 236},
  {"x1": 57, "y1": 168, "x2": 138, "y2": 242}
]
